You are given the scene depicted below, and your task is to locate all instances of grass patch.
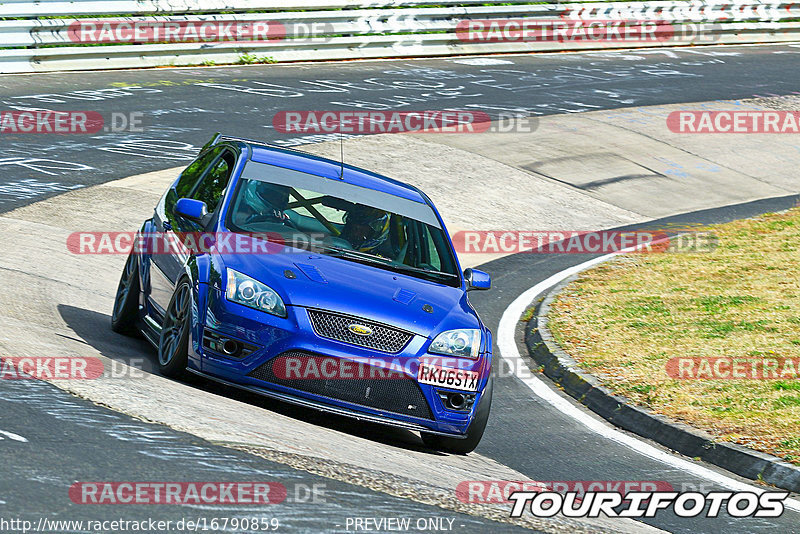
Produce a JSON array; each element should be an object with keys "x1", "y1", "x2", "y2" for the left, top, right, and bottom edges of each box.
[
  {"x1": 519, "y1": 305, "x2": 537, "y2": 323},
  {"x1": 236, "y1": 53, "x2": 277, "y2": 65},
  {"x1": 622, "y1": 296, "x2": 671, "y2": 318},
  {"x1": 547, "y1": 207, "x2": 800, "y2": 465},
  {"x1": 774, "y1": 381, "x2": 800, "y2": 391},
  {"x1": 694, "y1": 295, "x2": 760, "y2": 314},
  {"x1": 774, "y1": 396, "x2": 800, "y2": 409}
]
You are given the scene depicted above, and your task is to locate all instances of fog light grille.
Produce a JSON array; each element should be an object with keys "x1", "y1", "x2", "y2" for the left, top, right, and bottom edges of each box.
[{"x1": 248, "y1": 350, "x2": 433, "y2": 420}]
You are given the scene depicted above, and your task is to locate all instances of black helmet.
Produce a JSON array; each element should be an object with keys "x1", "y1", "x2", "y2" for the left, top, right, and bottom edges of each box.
[
  {"x1": 343, "y1": 205, "x2": 391, "y2": 253},
  {"x1": 243, "y1": 180, "x2": 290, "y2": 220}
]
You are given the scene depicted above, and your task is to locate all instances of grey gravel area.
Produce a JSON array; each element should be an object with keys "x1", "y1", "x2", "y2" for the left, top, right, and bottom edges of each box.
[{"x1": 742, "y1": 95, "x2": 800, "y2": 110}]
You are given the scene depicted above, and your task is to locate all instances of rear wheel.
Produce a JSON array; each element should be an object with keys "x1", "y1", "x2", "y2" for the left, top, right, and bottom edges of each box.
[
  {"x1": 111, "y1": 253, "x2": 141, "y2": 335},
  {"x1": 421, "y1": 376, "x2": 493, "y2": 455},
  {"x1": 157, "y1": 279, "x2": 192, "y2": 378}
]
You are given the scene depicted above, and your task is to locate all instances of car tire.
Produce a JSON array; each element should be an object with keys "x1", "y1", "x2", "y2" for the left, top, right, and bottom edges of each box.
[
  {"x1": 157, "y1": 278, "x2": 192, "y2": 378},
  {"x1": 421, "y1": 376, "x2": 493, "y2": 455},
  {"x1": 111, "y1": 252, "x2": 141, "y2": 336}
]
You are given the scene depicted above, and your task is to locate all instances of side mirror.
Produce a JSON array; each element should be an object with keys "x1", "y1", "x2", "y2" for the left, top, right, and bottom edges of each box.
[
  {"x1": 464, "y1": 268, "x2": 491, "y2": 291},
  {"x1": 175, "y1": 198, "x2": 208, "y2": 221}
]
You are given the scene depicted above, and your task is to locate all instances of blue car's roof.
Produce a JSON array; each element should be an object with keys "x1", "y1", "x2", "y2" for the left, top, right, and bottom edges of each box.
[{"x1": 245, "y1": 143, "x2": 428, "y2": 204}]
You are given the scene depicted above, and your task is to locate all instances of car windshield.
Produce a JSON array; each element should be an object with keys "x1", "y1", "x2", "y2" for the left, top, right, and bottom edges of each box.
[{"x1": 226, "y1": 161, "x2": 461, "y2": 286}]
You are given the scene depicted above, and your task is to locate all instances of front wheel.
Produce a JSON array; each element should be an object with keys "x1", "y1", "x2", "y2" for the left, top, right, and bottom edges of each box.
[
  {"x1": 157, "y1": 279, "x2": 192, "y2": 378},
  {"x1": 111, "y1": 252, "x2": 141, "y2": 335},
  {"x1": 421, "y1": 376, "x2": 493, "y2": 455}
]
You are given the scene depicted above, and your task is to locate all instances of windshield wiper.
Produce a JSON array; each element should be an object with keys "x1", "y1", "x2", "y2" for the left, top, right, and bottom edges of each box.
[
  {"x1": 387, "y1": 262, "x2": 459, "y2": 279},
  {"x1": 312, "y1": 245, "x2": 391, "y2": 264},
  {"x1": 314, "y1": 245, "x2": 458, "y2": 279}
]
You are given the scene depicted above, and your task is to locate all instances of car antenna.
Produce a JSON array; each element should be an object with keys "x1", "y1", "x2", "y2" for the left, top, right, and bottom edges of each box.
[{"x1": 338, "y1": 126, "x2": 345, "y2": 180}]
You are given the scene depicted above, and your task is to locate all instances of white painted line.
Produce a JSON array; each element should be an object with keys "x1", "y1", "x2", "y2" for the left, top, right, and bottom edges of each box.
[
  {"x1": 0, "y1": 429, "x2": 28, "y2": 442},
  {"x1": 450, "y1": 58, "x2": 514, "y2": 65},
  {"x1": 497, "y1": 250, "x2": 800, "y2": 513}
]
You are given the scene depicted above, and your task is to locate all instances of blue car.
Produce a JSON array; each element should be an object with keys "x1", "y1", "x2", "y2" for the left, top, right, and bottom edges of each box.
[{"x1": 111, "y1": 133, "x2": 493, "y2": 454}]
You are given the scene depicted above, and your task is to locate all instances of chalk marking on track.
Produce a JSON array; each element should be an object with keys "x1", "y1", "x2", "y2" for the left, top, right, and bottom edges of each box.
[{"x1": 0, "y1": 429, "x2": 28, "y2": 442}]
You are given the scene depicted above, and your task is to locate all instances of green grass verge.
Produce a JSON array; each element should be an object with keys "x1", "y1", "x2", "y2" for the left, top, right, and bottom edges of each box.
[{"x1": 548, "y1": 207, "x2": 800, "y2": 465}]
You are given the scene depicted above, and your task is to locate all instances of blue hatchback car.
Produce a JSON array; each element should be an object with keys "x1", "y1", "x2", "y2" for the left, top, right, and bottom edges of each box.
[{"x1": 111, "y1": 133, "x2": 493, "y2": 453}]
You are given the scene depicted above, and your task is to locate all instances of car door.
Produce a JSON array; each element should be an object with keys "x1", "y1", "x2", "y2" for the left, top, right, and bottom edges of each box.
[{"x1": 149, "y1": 147, "x2": 230, "y2": 315}]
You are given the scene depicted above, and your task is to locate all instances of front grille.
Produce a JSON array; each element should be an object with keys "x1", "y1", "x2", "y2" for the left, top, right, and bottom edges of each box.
[
  {"x1": 248, "y1": 350, "x2": 433, "y2": 420},
  {"x1": 307, "y1": 309, "x2": 413, "y2": 354}
]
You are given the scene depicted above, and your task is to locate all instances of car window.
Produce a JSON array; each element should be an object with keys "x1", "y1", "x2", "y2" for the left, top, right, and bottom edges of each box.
[
  {"x1": 192, "y1": 151, "x2": 236, "y2": 213},
  {"x1": 227, "y1": 172, "x2": 459, "y2": 286},
  {"x1": 424, "y1": 226, "x2": 443, "y2": 271},
  {"x1": 161, "y1": 148, "x2": 221, "y2": 227},
  {"x1": 176, "y1": 149, "x2": 218, "y2": 198},
  {"x1": 288, "y1": 188, "x2": 347, "y2": 224}
]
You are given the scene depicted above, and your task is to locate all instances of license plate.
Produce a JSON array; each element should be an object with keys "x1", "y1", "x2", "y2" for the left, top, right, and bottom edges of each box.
[{"x1": 417, "y1": 363, "x2": 479, "y2": 392}]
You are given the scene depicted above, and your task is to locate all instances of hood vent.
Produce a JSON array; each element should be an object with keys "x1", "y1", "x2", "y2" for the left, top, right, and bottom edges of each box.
[
  {"x1": 294, "y1": 263, "x2": 327, "y2": 284},
  {"x1": 393, "y1": 288, "x2": 416, "y2": 305}
]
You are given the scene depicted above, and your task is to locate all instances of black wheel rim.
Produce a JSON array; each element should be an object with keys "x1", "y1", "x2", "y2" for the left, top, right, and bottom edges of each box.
[
  {"x1": 159, "y1": 284, "x2": 190, "y2": 366},
  {"x1": 112, "y1": 255, "x2": 136, "y2": 322}
]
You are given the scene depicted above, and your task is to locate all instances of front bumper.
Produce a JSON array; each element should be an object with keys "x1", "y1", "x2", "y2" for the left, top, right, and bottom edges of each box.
[
  {"x1": 185, "y1": 367, "x2": 467, "y2": 438},
  {"x1": 194, "y1": 287, "x2": 490, "y2": 436}
]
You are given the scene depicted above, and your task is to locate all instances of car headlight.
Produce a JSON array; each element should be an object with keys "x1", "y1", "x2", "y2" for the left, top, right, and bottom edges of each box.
[
  {"x1": 226, "y1": 269, "x2": 286, "y2": 318},
  {"x1": 428, "y1": 329, "x2": 481, "y2": 359}
]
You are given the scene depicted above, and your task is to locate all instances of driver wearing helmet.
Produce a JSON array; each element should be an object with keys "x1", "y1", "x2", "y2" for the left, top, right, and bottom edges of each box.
[
  {"x1": 342, "y1": 205, "x2": 393, "y2": 257},
  {"x1": 240, "y1": 180, "x2": 291, "y2": 225}
]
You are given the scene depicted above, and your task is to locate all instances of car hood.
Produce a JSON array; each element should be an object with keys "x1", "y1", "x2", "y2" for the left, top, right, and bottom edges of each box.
[{"x1": 214, "y1": 250, "x2": 480, "y2": 338}]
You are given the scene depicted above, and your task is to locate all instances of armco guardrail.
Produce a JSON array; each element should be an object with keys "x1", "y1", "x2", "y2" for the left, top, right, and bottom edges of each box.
[
  {"x1": 1, "y1": 1, "x2": 800, "y2": 73},
  {"x1": 0, "y1": 0, "x2": 548, "y2": 17}
]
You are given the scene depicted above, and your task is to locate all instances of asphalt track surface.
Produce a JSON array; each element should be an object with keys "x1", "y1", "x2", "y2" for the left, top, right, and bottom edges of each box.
[
  {"x1": 2, "y1": 44, "x2": 800, "y2": 212},
  {"x1": 0, "y1": 378, "x2": 532, "y2": 533},
  {"x1": 2, "y1": 45, "x2": 800, "y2": 533}
]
